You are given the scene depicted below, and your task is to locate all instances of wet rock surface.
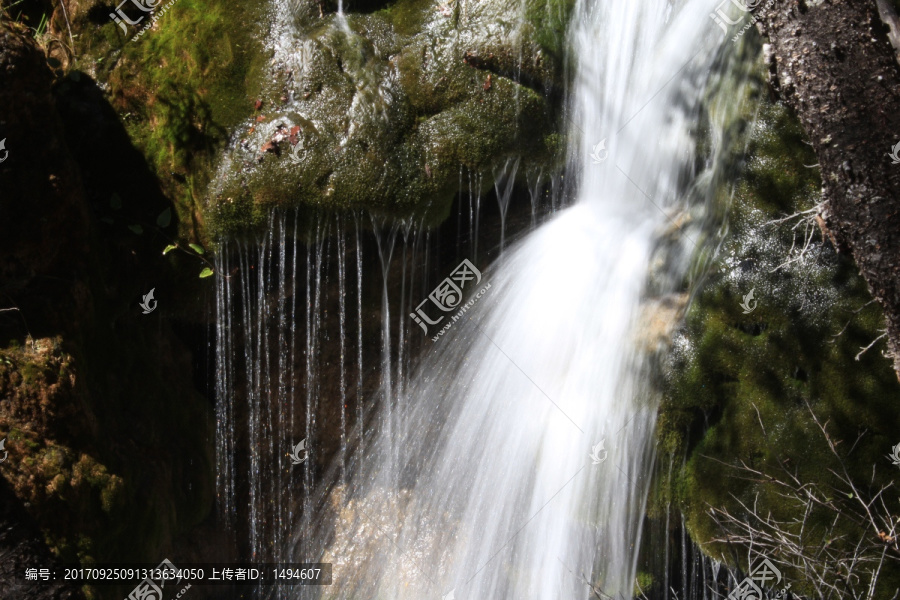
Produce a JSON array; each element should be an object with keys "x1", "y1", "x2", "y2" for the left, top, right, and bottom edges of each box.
[{"x1": 207, "y1": 0, "x2": 571, "y2": 235}]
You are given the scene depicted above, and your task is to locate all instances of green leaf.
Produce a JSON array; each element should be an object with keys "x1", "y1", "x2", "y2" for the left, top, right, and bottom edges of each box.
[
  {"x1": 199, "y1": 267, "x2": 214, "y2": 278},
  {"x1": 162, "y1": 244, "x2": 177, "y2": 255},
  {"x1": 110, "y1": 193, "x2": 122, "y2": 210},
  {"x1": 189, "y1": 243, "x2": 205, "y2": 255},
  {"x1": 156, "y1": 208, "x2": 172, "y2": 228},
  {"x1": 128, "y1": 224, "x2": 143, "y2": 235}
]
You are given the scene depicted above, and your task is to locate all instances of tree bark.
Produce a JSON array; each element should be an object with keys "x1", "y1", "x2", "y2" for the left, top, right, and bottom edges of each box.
[{"x1": 755, "y1": 0, "x2": 900, "y2": 378}]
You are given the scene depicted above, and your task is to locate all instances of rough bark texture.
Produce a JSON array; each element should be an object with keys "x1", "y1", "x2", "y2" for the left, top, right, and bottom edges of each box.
[{"x1": 756, "y1": 0, "x2": 900, "y2": 378}]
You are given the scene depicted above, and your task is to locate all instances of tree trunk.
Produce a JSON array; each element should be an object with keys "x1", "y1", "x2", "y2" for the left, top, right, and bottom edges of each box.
[{"x1": 755, "y1": 0, "x2": 900, "y2": 378}]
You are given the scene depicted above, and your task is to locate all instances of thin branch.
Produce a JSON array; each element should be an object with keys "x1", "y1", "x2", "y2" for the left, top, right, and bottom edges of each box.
[
  {"x1": 700, "y1": 401, "x2": 900, "y2": 599},
  {"x1": 856, "y1": 332, "x2": 888, "y2": 361},
  {"x1": 57, "y1": 0, "x2": 75, "y2": 53},
  {"x1": 830, "y1": 299, "x2": 878, "y2": 342}
]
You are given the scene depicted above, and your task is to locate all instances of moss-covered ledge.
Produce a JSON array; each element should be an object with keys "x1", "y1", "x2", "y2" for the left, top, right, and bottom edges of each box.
[{"x1": 204, "y1": 0, "x2": 573, "y2": 238}]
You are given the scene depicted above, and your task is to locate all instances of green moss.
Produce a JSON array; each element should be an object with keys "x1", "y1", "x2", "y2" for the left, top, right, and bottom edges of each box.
[
  {"x1": 0, "y1": 328, "x2": 213, "y2": 575},
  {"x1": 634, "y1": 572, "x2": 654, "y2": 597},
  {"x1": 378, "y1": 0, "x2": 432, "y2": 37},
  {"x1": 524, "y1": 0, "x2": 576, "y2": 67},
  {"x1": 206, "y1": 0, "x2": 566, "y2": 237},
  {"x1": 70, "y1": 0, "x2": 270, "y2": 245},
  {"x1": 656, "y1": 38, "x2": 900, "y2": 595}
]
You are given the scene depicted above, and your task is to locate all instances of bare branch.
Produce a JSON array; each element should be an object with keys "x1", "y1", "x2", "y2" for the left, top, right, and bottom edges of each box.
[
  {"x1": 856, "y1": 332, "x2": 888, "y2": 361},
  {"x1": 697, "y1": 401, "x2": 900, "y2": 599}
]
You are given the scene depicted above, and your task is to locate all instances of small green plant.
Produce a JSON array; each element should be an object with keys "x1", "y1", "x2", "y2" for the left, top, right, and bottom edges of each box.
[
  {"x1": 34, "y1": 12, "x2": 47, "y2": 37},
  {"x1": 162, "y1": 240, "x2": 216, "y2": 279}
]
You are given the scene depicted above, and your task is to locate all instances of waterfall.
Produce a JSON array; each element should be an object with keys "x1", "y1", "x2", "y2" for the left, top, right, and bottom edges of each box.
[
  {"x1": 301, "y1": 2, "x2": 723, "y2": 600},
  {"x1": 213, "y1": 0, "x2": 737, "y2": 597}
]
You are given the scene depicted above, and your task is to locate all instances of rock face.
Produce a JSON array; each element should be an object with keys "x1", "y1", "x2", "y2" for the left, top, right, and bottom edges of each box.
[
  {"x1": 207, "y1": 0, "x2": 572, "y2": 235},
  {"x1": 0, "y1": 23, "x2": 90, "y2": 600}
]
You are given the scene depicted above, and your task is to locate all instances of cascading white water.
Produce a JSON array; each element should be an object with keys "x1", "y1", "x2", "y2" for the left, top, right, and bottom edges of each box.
[
  {"x1": 305, "y1": 1, "x2": 726, "y2": 599},
  {"x1": 208, "y1": 0, "x2": 749, "y2": 596}
]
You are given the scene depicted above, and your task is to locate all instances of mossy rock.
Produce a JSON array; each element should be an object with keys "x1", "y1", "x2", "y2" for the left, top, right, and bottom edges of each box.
[
  {"x1": 0, "y1": 333, "x2": 213, "y2": 584},
  {"x1": 205, "y1": 0, "x2": 572, "y2": 238},
  {"x1": 37, "y1": 0, "x2": 273, "y2": 248}
]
